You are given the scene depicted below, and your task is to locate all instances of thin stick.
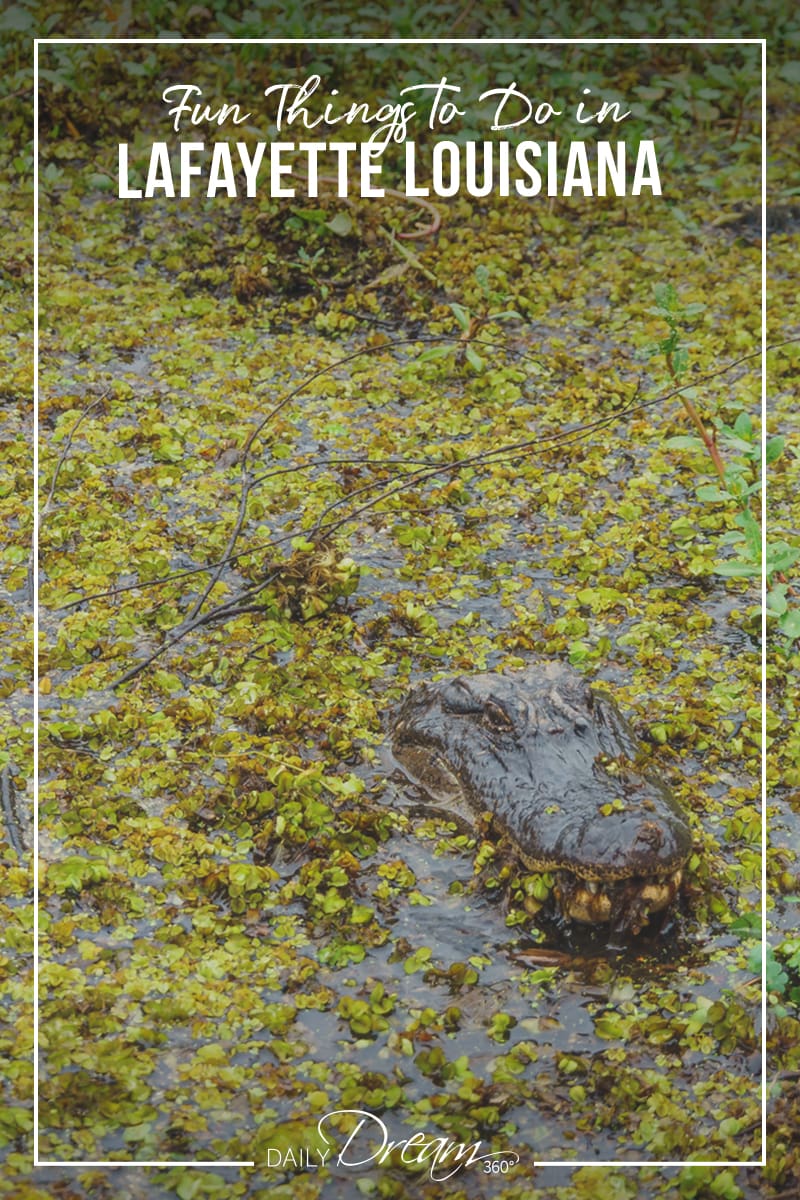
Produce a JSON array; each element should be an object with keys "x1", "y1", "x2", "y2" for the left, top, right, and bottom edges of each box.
[
  {"x1": 183, "y1": 334, "x2": 471, "y2": 623},
  {"x1": 56, "y1": 338, "x2": 773, "y2": 615},
  {"x1": 1, "y1": 767, "x2": 25, "y2": 858},
  {"x1": 110, "y1": 572, "x2": 280, "y2": 688},
  {"x1": 41, "y1": 393, "x2": 107, "y2": 516},
  {"x1": 57, "y1": 336, "x2": 796, "y2": 619},
  {"x1": 106, "y1": 370, "x2": 750, "y2": 687}
]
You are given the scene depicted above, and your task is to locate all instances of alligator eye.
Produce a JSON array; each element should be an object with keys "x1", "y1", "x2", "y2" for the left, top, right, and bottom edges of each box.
[
  {"x1": 484, "y1": 699, "x2": 513, "y2": 731},
  {"x1": 441, "y1": 679, "x2": 483, "y2": 715}
]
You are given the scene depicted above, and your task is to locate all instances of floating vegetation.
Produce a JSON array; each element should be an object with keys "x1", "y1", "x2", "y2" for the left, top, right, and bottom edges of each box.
[{"x1": 1, "y1": 17, "x2": 797, "y2": 1200}]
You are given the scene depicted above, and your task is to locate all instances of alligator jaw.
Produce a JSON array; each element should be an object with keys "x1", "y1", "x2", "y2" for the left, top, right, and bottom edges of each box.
[{"x1": 554, "y1": 868, "x2": 684, "y2": 930}]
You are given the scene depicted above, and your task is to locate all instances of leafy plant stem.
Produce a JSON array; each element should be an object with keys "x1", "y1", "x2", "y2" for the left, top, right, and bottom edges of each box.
[{"x1": 665, "y1": 350, "x2": 727, "y2": 484}]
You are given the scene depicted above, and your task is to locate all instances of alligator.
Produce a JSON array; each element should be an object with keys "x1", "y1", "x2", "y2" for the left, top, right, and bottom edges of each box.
[{"x1": 389, "y1": 663, "x2": 692, "y2": 934}]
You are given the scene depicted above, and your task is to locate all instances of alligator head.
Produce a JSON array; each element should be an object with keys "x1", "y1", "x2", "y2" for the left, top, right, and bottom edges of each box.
[{"x1": 390, "y1": 663, "x2": 692, "y2": 934}]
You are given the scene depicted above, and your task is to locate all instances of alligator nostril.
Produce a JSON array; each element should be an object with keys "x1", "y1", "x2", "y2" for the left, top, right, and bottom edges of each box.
[{"x1": 634, "y1": 822, "x2": 664, "y2": 850}]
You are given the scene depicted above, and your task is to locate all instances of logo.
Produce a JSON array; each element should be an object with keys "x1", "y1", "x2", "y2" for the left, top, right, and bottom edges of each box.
[{"x1": 264, "y1": 1109, "x2": 521, "y2": 1182}]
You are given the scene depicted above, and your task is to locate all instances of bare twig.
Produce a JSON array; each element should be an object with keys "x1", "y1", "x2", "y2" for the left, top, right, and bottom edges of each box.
[
  {"x1": 1, "y1": 767, "x2": 25, "y2": 858},
  {"x1": 110, "y1": 572, "x2": 281, "y2": 687},
  {"x1": 56, "y1": 332, "x2": 797, "y2": 688},
  {"x1": 56, "y1": 335, "x2": 783, "y2": 618},
  {"x1": 41, "y1": 393, "x2": 107, "y2": 517},
  {"x1": 183, "y1": 334, "x2": 466, "y2": 623},
  {"x1": 449, "y1": 0, "x2": 477, "y2": 32},
  {"x1": 107, "y1": 362, "x2": 750, "y2": 688}
]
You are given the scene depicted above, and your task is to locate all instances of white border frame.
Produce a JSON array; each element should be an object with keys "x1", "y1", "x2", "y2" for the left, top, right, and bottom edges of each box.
[{"x1": 32, "y1": 35, "x2": 767, "y2": 1171}]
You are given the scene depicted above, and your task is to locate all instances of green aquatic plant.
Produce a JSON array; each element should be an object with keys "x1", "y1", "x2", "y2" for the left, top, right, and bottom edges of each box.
[
  {"x1": 654, "y1": 284, "x2": 800, "y2": 641},
  {"x1": 651, "y1": 281, "x2": 726, "y2": 481},
  {"x1": 673, "y1": 413, "x2": 798, "y2": 642},
  {"x1": 418, "y1": 263, "x2": 521, "y2": 371}
]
